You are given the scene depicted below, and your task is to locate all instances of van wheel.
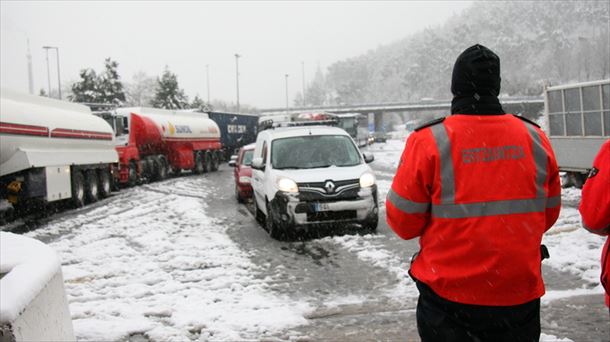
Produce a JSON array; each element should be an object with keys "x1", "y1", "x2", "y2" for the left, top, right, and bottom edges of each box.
[
  {"x1": 361, "y1": 215, "x2": 378, "y2": 233},
  {"x1": 71, "y1": 171, "x2": 86, "y2": 208},
  {"x1": 98, "y1": 169, "x2": 111, "y2": 198},
  {"x1": 266, "y1": 202, "x2": 284, "y2": 240},
  {"x1": 253, "y1": 198, "x2": 265, "y2": 225},
  {"x1": 194, "y1": 152, "x2": 205, "y2": 174}
]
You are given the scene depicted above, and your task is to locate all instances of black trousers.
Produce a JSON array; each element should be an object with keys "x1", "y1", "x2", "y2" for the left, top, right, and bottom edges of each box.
[{"x1": 416, "y1": 281, "x2": 541, "y2": 342}]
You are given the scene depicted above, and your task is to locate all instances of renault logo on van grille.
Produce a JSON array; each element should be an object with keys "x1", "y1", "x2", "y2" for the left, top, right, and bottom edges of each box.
[{"x1": 324, "y1": 181, "x2": 336, "y2": 193}]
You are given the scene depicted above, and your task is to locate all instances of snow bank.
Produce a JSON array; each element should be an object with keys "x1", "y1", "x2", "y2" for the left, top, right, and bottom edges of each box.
[
  {"x1": 0, "y1": 232, "x2": 60, "y2": 322},
  {"x1": 26, "y1": 178, "x2": 311, "y2": 341},
  {"x1": 365, "y1": 138, "x2": 406, "y2": 171}
]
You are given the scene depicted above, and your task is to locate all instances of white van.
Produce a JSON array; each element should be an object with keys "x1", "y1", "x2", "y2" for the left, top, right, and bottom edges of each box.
[{"x1": 250, "y1": 125, "x2": 378, "y2": 239}]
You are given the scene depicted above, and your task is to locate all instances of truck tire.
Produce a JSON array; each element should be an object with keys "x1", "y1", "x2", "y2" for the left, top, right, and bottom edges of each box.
[
  {"x1": 85, "y1": 169, "x2": 99, "y2": 203},
  {"x1": 211, "y1": 151, "x2": 220, "y2": 171},
  {"x1": 98, "y1": 169, "x2": 111, "y2": 198},
  {"x1": 71, "y1": 171, "x2": 86, "y2": 208},
  {"x1": 194, "y1": 152, "x2": 205, "y2": 174},
  {"x1": 158, "y1": 156, "x2": 169, "y2": 180},
  {"x1": 127, "y1": 161, "x2": 138, "y2": 187},
  {"x1": 203, "y1": 151, "x2": 212, "y2": 173}
]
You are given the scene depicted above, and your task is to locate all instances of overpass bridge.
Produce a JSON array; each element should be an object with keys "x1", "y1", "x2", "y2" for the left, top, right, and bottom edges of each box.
[{"x1": 261, "y1": 96, "x2": 544, "y2": 131}]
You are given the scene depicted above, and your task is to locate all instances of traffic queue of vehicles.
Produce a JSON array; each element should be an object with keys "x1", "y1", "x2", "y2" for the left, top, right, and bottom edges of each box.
[{"x1": 0, "y1": 90, "x2": 256, "y2": 224}]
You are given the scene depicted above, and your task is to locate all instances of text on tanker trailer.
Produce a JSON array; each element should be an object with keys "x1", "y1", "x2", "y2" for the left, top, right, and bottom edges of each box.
[
  {"x1": 544, "y1": 79, "x2": 610, "y2": 187},
  {"x1": 0, "y1": 89, "x2": 118, "y2": 222}
]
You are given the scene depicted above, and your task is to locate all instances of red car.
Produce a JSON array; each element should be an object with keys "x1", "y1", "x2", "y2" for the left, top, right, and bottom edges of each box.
[{"x1": 229, "y1": 143, "x2": 255, "y2": 203}]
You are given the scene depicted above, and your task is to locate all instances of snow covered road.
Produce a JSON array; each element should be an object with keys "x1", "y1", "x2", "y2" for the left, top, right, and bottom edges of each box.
[{"x1": 16, "y1": 139, "x2": 608, "y2": 341}]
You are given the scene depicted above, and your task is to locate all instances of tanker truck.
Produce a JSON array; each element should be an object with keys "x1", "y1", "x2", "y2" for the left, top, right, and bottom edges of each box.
[
  {"x1": 105, "y1": 107, "x2": 222, "y2": 186},
  {"x1": 0, "y1": 89, "x2": 119, "y2": 223}
]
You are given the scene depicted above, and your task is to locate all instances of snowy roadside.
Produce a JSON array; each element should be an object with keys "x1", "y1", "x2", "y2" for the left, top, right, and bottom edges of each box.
[{"x1": 25, "y1": 177, "x2": 311, "y2": 341}]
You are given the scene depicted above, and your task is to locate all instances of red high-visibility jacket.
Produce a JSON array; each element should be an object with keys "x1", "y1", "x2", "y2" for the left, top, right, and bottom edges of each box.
[
  {"x1": 386, "y1": 114, "x2": 561, "y2": 306},
  {"x1": 579, "y1": 139, "x2": 610, "y2": 307}
]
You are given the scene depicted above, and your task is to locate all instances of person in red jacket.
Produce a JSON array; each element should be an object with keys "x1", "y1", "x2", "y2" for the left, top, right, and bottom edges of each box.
[
  {"x1": 579, "y1": 139, "x2": 610, "y2": 310},
  {"x1": 386, "y1": 44, "x2": 561, "y2": 341}
]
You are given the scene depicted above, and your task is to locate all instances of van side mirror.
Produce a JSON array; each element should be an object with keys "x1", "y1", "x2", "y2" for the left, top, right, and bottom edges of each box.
[
  {"x1": 363, "y1": 153, "x2": 374, "y2": 164},
  {"x1": 251, "y1": 157, "x2": 265, "y2": 170}
]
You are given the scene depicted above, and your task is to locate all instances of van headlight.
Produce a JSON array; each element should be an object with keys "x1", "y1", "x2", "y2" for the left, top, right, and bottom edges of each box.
[
  {"x1": 359, "y1": 172, "x2": 376, "y2": 188},
  {"x1": 277, "y1": 177, "x2": 299, "y2": 193}
]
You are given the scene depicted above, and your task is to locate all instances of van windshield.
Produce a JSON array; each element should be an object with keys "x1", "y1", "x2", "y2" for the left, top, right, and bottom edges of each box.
[{"x1": 271, "y1": 135, "x2": 361, "y2": 169}]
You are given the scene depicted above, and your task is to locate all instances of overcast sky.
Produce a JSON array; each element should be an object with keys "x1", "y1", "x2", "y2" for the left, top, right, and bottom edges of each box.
[{"x1": 1, "y1": 1, "x2": 471, "y2": 108}]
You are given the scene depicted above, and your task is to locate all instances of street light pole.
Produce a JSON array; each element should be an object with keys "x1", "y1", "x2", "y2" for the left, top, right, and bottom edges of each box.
[
  {"x1": 43, "y1": 47, "x2": 51, "y2": 97},
  {"x1": 301, "y1": 61, "x2": 305, "y2": 106},
  {"x1": 206, "y1": 64, "x2": 210, "y2": 104},
  {"x1": 235, "y1": 53, "x2": 240, "y2": 112},
  {"x1": 43, "y1": 46, "x2": 61, "y2": 99},
  {"x1": 285, "y1": 74, "x2": 289, "y2": 112}
]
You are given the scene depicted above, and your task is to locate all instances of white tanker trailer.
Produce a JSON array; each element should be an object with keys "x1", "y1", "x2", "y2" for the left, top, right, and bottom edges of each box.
[{"x1": 0, "y1": 89, "x2": 118, "y2": 222}]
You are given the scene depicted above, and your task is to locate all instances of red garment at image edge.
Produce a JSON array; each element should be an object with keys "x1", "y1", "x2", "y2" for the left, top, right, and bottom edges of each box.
[
  {"x1": 386, "y1": 114, "x2": 561, "y2": 306},
  {"x1": 579, "y1": 139, "x2": 610, "y2": 307}
]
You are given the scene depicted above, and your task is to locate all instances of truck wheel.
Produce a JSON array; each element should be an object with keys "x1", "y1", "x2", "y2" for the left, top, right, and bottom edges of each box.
[
  {"x1": 158, "y1": 156, "x2": 168, "y2": 180},
  {"x1": 211, "y1": 151, "x2": 220, "y2": 171},
  {"x1": 194, "y1": 152, "x2": 205, "y2": 174},
  {"x1": 98, "y1": 169, "x2": 111, "y2": 198},
  {"x1": 127, "y1": 161, "x2": 138, "y2": 187},
  {"x1": 203, "y1": 151, "x2": 212, "y2": 173},
  {"x1": 85, "y1": 169, "x2": 99, "y2": 203},
  {"x1": 71, "y1": 171, "x2": 86, "y2": 208}
]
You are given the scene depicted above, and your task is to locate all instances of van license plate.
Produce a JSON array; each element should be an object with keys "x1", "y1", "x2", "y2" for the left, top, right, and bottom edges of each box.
[{"x1": 314, "y1": 203, "x2": 330, "y2": 212}]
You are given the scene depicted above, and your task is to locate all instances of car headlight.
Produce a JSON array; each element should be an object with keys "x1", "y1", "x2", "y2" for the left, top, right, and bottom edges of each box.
[
  {"x1": 277, "y1": 177, "x2": 298, "y2": 193},
  {"x1": 359, "y1": 172, "x2": 376, "y2": 188},
  {"x1": 239, "y1": 176, "x2": 251, "y2": 184}
]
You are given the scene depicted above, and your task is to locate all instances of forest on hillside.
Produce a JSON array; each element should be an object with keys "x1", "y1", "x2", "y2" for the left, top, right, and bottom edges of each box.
[{"x1": 301, "y1": 1, "x2": 609, "y2": 107}]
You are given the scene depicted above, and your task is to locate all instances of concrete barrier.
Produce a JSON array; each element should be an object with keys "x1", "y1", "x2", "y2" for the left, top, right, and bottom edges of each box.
[{"x1": 0, "y1": 232, "x2": 74, "y2": 341}]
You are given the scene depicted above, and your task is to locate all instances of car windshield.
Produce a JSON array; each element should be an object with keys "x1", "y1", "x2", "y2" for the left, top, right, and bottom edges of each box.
[
  {"x1": 242, "y1": 150, "x2": 254, "y2": 166},
  {"x1": 271, "y1": 135, "x2": 361, "y2": 169}
]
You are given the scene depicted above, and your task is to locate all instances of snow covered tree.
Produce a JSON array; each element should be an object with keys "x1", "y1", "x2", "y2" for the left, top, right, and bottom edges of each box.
[
  {"x1": 305, "y1": 66, "x2": 328, "y2": 106},
  {"x1": 69, "y1": 68, "x2": 99, "y2": 103},
  {"x1": 151, "y1": 67, "x2": 189, "y2": 109},
  {"x1": 125, "y1": 71, "x2": 156, "y2": 106},
  {"x1": 97, "y1": 58, "x2": 126, "y2": 105}
]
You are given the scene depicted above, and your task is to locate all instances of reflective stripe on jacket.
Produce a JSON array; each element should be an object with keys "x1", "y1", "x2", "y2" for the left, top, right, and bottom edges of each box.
[
  {"x1": 578, "y1": 139, "x2": 610, "y2": 307},
  {"x1": 386, "y1": 114, "x2": 561, "y2": 306}
]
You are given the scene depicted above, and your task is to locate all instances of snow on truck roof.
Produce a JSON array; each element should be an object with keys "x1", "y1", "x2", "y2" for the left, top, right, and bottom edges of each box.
[
  {"x1": 1, "y1": 88, "x2": 92, "y2": 114},
  {"x1": 116, "y1": 107, "x2": 209, "y2": 118}
]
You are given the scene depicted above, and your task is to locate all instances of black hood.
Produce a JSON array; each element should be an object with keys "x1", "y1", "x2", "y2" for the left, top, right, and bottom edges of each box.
[{"x1": 451, "y1": 44, "x2": 504, "y2": 115}]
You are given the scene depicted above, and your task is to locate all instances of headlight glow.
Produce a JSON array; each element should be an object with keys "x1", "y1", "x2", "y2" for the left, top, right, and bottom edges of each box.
[
  {"x1": 359, "y1": 172, "x2": 376, "y2": 188},
  {"x1": 277, "y1": 177, "x2": 299, "y2": 193},
  {"x1": 239, "y1": 176, "x2": 251, "y2": 184}
]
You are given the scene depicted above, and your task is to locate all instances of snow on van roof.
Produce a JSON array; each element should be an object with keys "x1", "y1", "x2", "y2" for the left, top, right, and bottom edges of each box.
[
  {"x1": 0, "y1": 232, "x2": 61, "y2": 323},
  {"x1": 263, "y1": 125, "x2": 349, "y2": 140}
]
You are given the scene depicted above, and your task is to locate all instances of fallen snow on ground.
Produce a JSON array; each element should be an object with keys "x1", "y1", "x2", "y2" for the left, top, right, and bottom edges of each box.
[
  {"x1": 540, "y1": 333, "x2": 573, "y2": 342},
  {"x1": 322, "y1": 233, "x2": 418, "y2": 299},
  {"x1": 366, "y1": 139, "x2": 406, "y2": 171},
  {"x1": 26, "y1": 177, "x2": 310, "y2": 341},
  {"x1": 543, "y1": 205, "x2": 606, "y2": 286}
]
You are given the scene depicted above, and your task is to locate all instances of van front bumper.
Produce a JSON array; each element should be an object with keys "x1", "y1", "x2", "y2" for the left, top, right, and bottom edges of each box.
[{"x1": 269, "y1": 185, "x2": 378, "y2": 229}]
